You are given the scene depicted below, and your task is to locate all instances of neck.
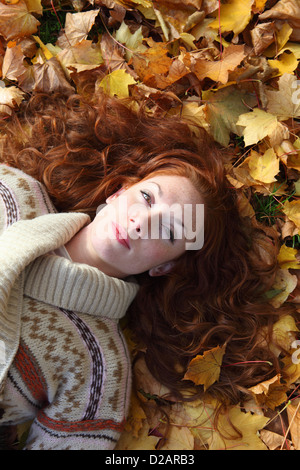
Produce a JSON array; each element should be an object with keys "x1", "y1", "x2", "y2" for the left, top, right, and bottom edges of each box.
[{"x1": 65, "y1": 225, "x2": 126, "y2": 279}]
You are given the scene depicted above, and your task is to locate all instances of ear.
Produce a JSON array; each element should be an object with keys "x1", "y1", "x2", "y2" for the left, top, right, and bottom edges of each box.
[
  {"x1": 148, "y1": 261, "x2": 177, "y2": 277},
  {"x1": 106, "y1": 186, "x2": 127, "y2": 204}
]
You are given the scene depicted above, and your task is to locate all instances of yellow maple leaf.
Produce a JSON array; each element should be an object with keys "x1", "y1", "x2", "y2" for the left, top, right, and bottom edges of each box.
[
  {"x1": 247, "y1": 148, "x2": 280, "y2": 184},
  {"x1": 254, "y1": 0, "x2": 268, "y2": 11},
  {"x1": 99, "y1": 69, "x2": 137, "y2": 98},
  {"x1": 269, "y1": 268, "x2": 298, "y2": 309},
  {"x1": 287, "y1": 402, "x2": 300, "y2": 450},
  {"x1": 32, "y1": 36, "x2": 53, "y2": 61},
  {"x1": 282, "y1": 200, "x2": 300, "y2": 231},
  {"x1": 263, "y1": 22, "x2": 293, "y2": 58},
  {"x1": 116, "y1": 421, "x2": 159, "y2": 450},
  {"x1": 268, "y1": 51, "x2": 299, "y2": 75},
  {"x1": 272, "y1": 314, "x2": 299, "y2": 354},
  {"x1": 208, "y1": 406, "x2": 269, "y2": 450},
  {"x1": 236, "y1": 108, "x2": 279, "y2": 146},
  {"x1": 161, "y1": 426, "x2": 194, "y2": 451},
  {"x1": 278, "y1": 244, "x2": 300, "y2": 270},
  {"x1": 183, "y1": 344, "x2": 226, "y2": 391},
  {"x1": 114, "y1": 21, "x2": 146, "y2": 60},
  {"x1": 179, "y1": 101, "x2": 210, "y2": 135},
  {"x1": 210, "y1": 0, "x2": 254, "y2": 37},
  {"x1": 24, "y1": 0, "x2": 42, "y2": 15}
]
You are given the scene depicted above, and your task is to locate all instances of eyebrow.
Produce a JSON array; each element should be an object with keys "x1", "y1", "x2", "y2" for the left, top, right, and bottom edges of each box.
[{"x1": 148, "y1": 181, "x2": 163, "y2": 197}]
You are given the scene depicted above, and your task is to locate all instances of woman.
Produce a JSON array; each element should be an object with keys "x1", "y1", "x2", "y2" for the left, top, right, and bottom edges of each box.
[{"x1": 0, "y1": 92, "x2": 289, "y2": 449}]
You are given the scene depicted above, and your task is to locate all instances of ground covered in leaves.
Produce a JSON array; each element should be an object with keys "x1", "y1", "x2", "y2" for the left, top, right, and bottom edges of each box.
[{"x1": 0, "y1": 0, "x2": 300, "y2": 451}]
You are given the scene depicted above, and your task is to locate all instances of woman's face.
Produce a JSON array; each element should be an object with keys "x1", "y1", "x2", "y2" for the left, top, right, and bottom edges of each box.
[{"x1": 86, "y1": 174, "x2": 203, "y2": 278}]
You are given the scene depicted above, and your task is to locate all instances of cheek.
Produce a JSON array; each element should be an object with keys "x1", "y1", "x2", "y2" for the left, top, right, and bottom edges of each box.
[{"x1": 142, "y1": 242, "x2": 183, "y2": 267}]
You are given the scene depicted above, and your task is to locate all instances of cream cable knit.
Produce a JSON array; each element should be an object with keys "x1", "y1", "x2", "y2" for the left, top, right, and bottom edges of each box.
[
  {"x1": 0, "y1": 165, "x2": 139, "y2": 449},
  {"x1": 0, "y1": 212, "x2": 90, "y2": 395}
]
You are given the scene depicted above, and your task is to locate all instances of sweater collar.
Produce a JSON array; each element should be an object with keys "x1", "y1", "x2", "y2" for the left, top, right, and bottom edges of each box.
[{"x1": 24, "y1": 254, "x2": 139, "y2": 320}]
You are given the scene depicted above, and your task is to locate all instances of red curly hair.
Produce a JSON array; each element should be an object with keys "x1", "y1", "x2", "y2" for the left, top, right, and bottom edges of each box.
[{"x1": 0, "y1": 92, "x2": 293, "y2": 406}]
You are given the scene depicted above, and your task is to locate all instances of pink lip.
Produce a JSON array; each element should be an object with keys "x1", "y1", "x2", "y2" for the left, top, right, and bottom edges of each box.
[{"x1": 112, "y1": 222, "x2": 130, "y2": 249}]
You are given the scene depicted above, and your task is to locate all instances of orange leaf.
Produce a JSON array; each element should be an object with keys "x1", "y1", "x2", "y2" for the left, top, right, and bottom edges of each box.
[
  {"x1": 193, "y1": 45, "x2": 246, "y2": 84},
  {"x1": 183, "y1": 345, "x2": 226, "y2": 391}
]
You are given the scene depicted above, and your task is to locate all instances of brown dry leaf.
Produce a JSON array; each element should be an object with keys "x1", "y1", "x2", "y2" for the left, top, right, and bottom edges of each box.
[
  {"x1": 278, "y1": 215, "x2": 299, "y2": 239},
  {"x1": 265, "y1": 73, "x2": 300, "y2": 121},
  {"x1": 192, "y1": 44, "x2": 246, "y2": 85},
  {"x1": 0, "y1": 0, "x2": 40, "y2": 40},
  {"x1": 100, "y1": 33, "x2": 127, "y2": 72},
  {"x1": 275, "y1": 139, "x2": 298, "y2": 165},
  {"x1": 259, "y1": 0, "x2": 300, "y2": 36},
  {"x1": 155, "y1": 56, "x2": 190, "y2": 90},
  {"x1": 236, "y1": 192, "x2": 255, "y2": 218},
  {"x1": 56, "y1": 10, "x2": 100, "y2": 48},
  {"x1": 183, "y1": 344, "x2": 226, "y2": 391},
  {"x1": 250, "y1": 22, "x2": 276, "y2": 56},
  {"x1": 286, "y1": 401, "x2": 300, "y2": 450},
  {"x1": 2, "y1": 42, "x2": 28, "y2": 81},
  {"x1": 151, "y1": 0, "x2": 203, "y2": 39},
  {"x1": 57, "y1": 40, "x2": 103, "y2": 78},
  {"x1": 0, "y1": 83, "x2": 25, "y2": 115},
  {"x1": 249, "y1": 374, "x2": 281, "y2": 395},
  {"x1": 249, "y1": 374, "x2": 288, "y2": 410},
  {"x1": 32, "y1": 57, "x2": 74, "y2": 94},
  {"x1": 267, "y1": 121, "x2": 290, "y2": 148},
  {"x1": 260, "y1": 429, "x2": 291, "y2": 450},
  {"x1": 133, "y1": 355, "x2": 172, "y2": 401}
]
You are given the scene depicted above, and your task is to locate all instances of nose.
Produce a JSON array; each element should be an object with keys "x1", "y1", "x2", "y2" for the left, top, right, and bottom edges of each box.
[
  {"x1": 128, "y1": 206, "x2": 151, "y2": 239},
  {"x1": 129, "y1": 217, "x2": 140, "y2": 233}
]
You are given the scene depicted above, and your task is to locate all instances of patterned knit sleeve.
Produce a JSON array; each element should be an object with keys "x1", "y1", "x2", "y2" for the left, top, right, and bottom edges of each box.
[
  {"x1": 0, "y1": 164, "x2": 56, "y2": 232},
  {"x1": 11, "y1": 303, "x2": 132, "y2": 450}
]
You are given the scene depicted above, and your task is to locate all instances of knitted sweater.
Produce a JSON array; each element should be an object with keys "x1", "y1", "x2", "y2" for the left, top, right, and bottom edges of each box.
[{"x1": 0, "y1": 164, "x2": 139, "y2": 450}]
